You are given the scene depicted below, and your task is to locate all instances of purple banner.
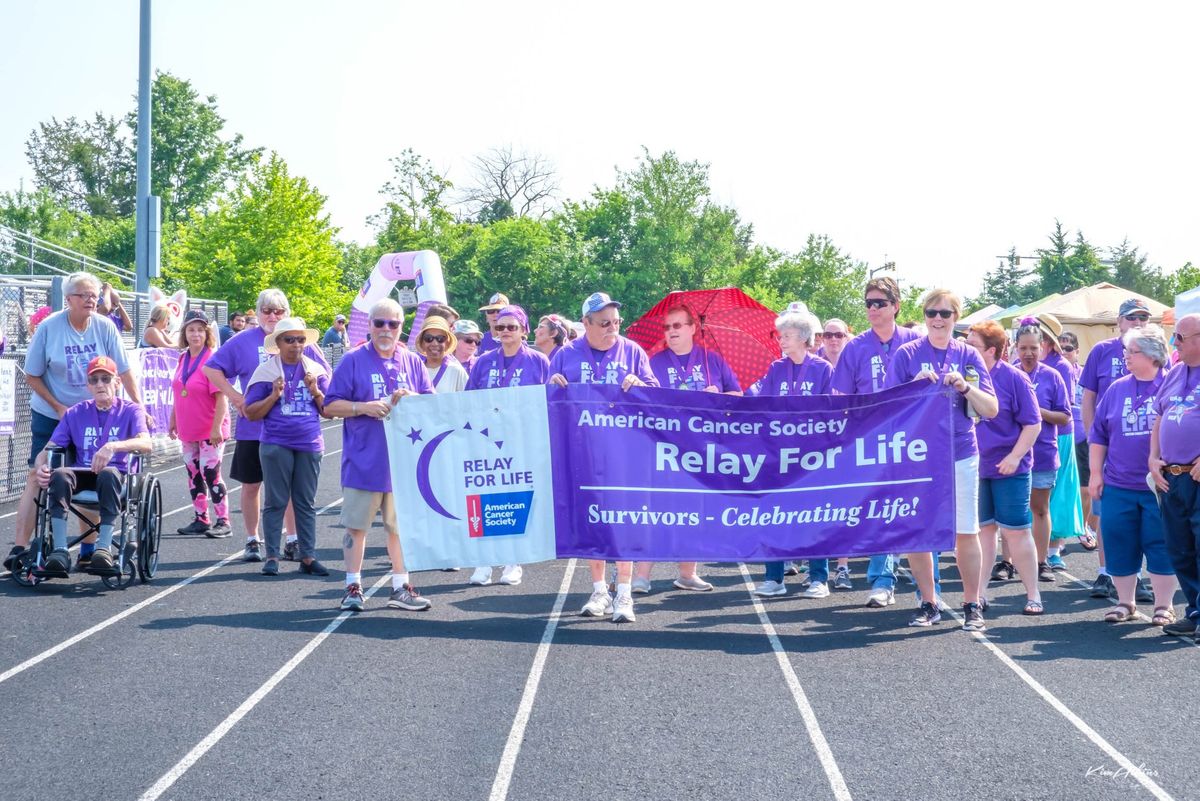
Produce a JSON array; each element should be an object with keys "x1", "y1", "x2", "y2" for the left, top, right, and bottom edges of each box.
[
  {"x1": 136, "y1": 348, "x2": 180, "y2": 436},
  {"x1": 549, "y1": 381, "x2": 957, "y2": 561}
]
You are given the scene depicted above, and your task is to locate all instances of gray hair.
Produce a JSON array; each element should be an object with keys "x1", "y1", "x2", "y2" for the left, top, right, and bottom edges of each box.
[
  {"x1": 1123, "y1": 324, "x2": 1168, "y2": 367},
  {"x1": 369, "y1": 298, "x2": 403, "y2": 320},
  {"x1": 64, "y1": 271, "x2": 101, "y2": 297},
  {"x1": 256, "y1": 288, "x2": 290, "y2": 316},
  {"x1": 775, "y1": 303, "x2": 820, "y2": 347}
]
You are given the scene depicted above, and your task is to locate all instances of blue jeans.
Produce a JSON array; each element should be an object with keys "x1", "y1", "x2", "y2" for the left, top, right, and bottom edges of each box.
[
  {"x1": 867, "y1": 554, "x2": 895, "y2": 590},
  {"x1": 763, "y1": 561, "x2": 785, "y2": 583},
  {"x1": 1162, "y1": 473, "x2": 1200, "y2": 620}
]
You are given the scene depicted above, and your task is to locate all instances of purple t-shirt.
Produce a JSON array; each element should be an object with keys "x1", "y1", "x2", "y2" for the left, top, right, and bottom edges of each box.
[
  {"x1": 1070, "y1": 362, "x2": 1085, "y2": 443},
  {"x1": 49, "y1": 398, "x2": 148, "y2": 473},
  {"x1": 204, "y1": 327, "x2": 329, "y2": 441},
  {"x1": 1021, "y1": 361, "x2": 1069, "y2": 472},
  {"x1": 977, "y1": 360, "x2": 1040, "y2": 480},
  {"x1": 1153, "y1": 364, "x2": 1200, "y2": 466},
  {"x1": 466, "y1": 344, "x2": 550, "y2": 389},
  {"x1": 831, "y1": 325, "x2": 922, "y2": 395},
  {"x1": 549, "y1": 336, "x2": 658, "y2": 386},
  {"x1": 244, "y1": 361, "x2": 331, "y2": 453},
  {"x1": 887, "y1": 337, "x2": 993, "y2": 460},
  {"x1": 479, "y1": 331, "x2": 500, "y2": 354},
  {"x1": 1043, "y1": 351, "x2": 1075, "y2": 437},
  {"x1": 1080, "y1": 336, "x2": 1127, "y2": 401},
  {"x1": 649, "y1": 346, "x2": 740, "y2": 392},
  {"x1": 757, "y1": 353, "x2": 833, "y2": 397},
  {"x1": 1092, "y1": 371, "x2": 1165, "y2": 490},
  {"x1": 325, "y1": 343, "x2": 433, "y2": 492}
]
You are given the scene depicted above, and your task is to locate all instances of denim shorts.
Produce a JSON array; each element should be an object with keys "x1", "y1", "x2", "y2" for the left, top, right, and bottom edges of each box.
[
  {"x1": 29, "y1": 410, "x2": 59, "y2": 468},
  {"x1": 978, "y1": 472, "x2": 1033, "y2": 530},
  {"x1": 1031, "y1": 470, "x2": 1058, "y2": 491},
  {"x1": 1100, "y1": 485, "x2": 1173, "y2": 576}
]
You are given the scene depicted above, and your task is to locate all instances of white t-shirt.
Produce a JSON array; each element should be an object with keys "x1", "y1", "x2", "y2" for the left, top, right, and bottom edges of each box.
[{"x1": 424, "y1": 358, "x2": 468, "y2": 393}]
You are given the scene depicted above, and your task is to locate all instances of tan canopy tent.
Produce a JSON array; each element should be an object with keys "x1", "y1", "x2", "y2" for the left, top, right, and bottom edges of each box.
[{"x1": 996, "y1": 282, "x2": 1171, "y2": 361}]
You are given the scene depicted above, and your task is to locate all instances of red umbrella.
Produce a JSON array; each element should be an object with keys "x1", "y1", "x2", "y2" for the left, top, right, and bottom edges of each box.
[{"x1": 625, "y1": 287, "x2": 780, "y2": 391}]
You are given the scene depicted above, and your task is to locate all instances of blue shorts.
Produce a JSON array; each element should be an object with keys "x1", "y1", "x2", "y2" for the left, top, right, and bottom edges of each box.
[
  {"x1": 1031, "y1": 470, "x2": 1057, "y2": 490},
  {"x1": 1099, "y1": 485, "x2": 1173, "y2": 576},
  {"x1": 979, "y1": 473, "x2": 1033, "y2": 530},
  {"x1": 29, "y1": 410, "x2": 59, "y2": 468}
]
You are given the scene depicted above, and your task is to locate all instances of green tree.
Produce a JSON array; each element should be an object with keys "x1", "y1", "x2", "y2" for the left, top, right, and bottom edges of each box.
[
  {"x1": 975, "y1": 247, "x2": 1040, "y2": 309},
  {"x1": 1109, "y1": 238, "x2": 1168, "y2": 301},
  {"x1": 24, "y1": 113, "x2": 135, "y2": 218},
  {"x1": 734, "y1": 235, "x2": 869, "y2": 329},
  {"x1": 1165, "y1": 262, "x2": 1199, "y2": 300},
  {"x1": 167, "y1": 153, "x2": 347, "y2": 321}
]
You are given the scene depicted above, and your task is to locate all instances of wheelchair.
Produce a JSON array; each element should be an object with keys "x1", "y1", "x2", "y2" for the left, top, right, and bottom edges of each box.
[{"x1": 10, "y1": 447, "x2": 163, "y2": 589}]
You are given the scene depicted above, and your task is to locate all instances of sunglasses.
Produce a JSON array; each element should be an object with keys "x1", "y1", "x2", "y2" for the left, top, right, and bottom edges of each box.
[
  {"x1": 87, "y1": 374, "x2": 114, "y2": 385},
  {"x1": 422, "y1": 334, "x2": 447, "y2": 344},
  {"x1": 864, "y1": 298, "x2": 893, "y2": 310},
  {"x1": 260, "y1": 308, "x2": 287, "y2": 317},
  {"x1": 822, "y1": 331, "x2": 846, "y2": 340},
  {"x1": 1123, "y1": 313, "x2": 1150, "y2": 322},
  {"x1": 372, "y1": 319, "x2": 402, "y2": 330},
  {"x1": 924, "y1": 309, "x2": 954, "y2": 319},
  {"x1": 494, "y1": 323, "x2": 521, "y2": 332},
  {"x1": 485, "y1": 309, "x2": 499, "y2": 315},
  {"x1": 663, "y1": 321, "x2": 692, "y2": 331},
  {"x1": 461, "y1": 337, "x2": 481, "y2": 346},
  {"x1": 279, "y1": 335, "x2": 307, "y2": 345},
  {"x1": 589, "y1": 317, "x2": 621, "y2": 330}
]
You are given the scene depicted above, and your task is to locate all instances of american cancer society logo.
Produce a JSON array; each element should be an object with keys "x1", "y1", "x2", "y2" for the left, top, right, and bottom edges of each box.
[{"x1": 408, "y1": 419, "x2": 535, "y2": 538}]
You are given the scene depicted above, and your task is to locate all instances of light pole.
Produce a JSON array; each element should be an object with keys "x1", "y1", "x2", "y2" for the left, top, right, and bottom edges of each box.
[
  {"x1": 870, "y1": 256, "x2": 896, "y2": 279},
  {"x1": 134, "y1": 0, "x2": 160, "y2": 294}
]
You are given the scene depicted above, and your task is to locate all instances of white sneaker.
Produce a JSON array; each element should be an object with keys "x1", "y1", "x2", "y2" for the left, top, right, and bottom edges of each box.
[
  {"x1": 865, "y1": 587, "x2": 895, "y2": 608},
  {"x1": 631, "y1": 577, "x2": 652, "y2": 594},
  {"x1": 498, "y1": 565, "x2": 523, "y2": 585},
  {"x1": 802, "y1": 581, "x2": 830, "y2": 599},
  {"x1": 580, "y1": 590, "x2": 614, "y2": 617},
  {"x1": 612, "y1": 594, "x2": 636, "y2": 623},
  {"x1": 753, "y1": 580, "x2": 787, "y2": 597},
  {"x1": 469, "y1": 567, "x2": 493, "y2": 586},
  {"x1": 673, "y1": 575, "x2": 714, "y2": 592}
]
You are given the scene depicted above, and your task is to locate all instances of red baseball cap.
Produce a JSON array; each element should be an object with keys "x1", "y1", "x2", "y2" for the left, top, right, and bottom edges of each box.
[{"x1": 87, "y1": 356, "x2": 119, "y2": 375}]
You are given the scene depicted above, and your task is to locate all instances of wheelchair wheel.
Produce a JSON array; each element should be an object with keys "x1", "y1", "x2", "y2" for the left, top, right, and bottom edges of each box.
[
  {"x1": 136, "y1": 477, "x2": 162, "y2": 581},
  {"x1": 101, "y1": 541, "x2": 138, "y2": 589},
  {"x1": 12, "y1": 493, "x2": 55, "y2": 587}
]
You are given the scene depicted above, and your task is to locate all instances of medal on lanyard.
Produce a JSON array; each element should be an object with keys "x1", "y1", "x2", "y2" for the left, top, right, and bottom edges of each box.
[{"x1": 178, "y1": 347, "x2": 207, "y2": 398}]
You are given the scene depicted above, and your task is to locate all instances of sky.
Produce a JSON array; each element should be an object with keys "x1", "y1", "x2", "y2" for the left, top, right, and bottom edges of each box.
[{"x1": 2, "y1": 1, "x2": 1198, "y2": 298}]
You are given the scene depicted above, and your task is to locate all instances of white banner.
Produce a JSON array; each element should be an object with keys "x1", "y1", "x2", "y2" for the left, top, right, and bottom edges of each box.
[{"x1": 0, "y1": 360, "x2": 14, "y2": 436}]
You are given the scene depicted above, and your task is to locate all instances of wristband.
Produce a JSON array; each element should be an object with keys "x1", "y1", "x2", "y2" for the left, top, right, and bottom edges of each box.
[{"x1": 352, "y1": 402, "x2": 358, "y2": 417}]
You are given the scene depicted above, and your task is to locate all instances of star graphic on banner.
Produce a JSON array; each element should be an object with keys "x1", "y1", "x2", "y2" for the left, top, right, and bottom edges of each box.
[
  {"x1": 406, "y1": 427, "x2": 423, "y2": 444},
  {"x1": 463, "y1": 421, "x2": 472, "y2": 430}
]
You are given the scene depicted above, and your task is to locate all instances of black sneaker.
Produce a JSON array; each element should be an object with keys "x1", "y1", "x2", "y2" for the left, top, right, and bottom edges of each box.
[
  {"x1": 282, "y1": 540, "x2": 300, "y2": 561},
  {"x1": 1135, "y1": 577, "x2": 1154, "y2": 604},
  {"x1": 177, "y1": 517, "x2": 210, "y2": 536},
  {"x1": 1037, "y1": 562, "x2": 1056, "y2": 582},
  {"x1": 299, "y1": 559, "x2": 329, "y2": 576},
  {"x1": 1162, "y1": 617, "x2": 1197, "y2": 637},
  {"x1": 1090, "y1": 574, "x2": 1115, "y2": 599},
  {"x1": 962, "y1": 602, "x2": 986, "y2": 632},
  {"x1": 3, "y1": 545, "x2": 25, "y2": 571},
  {"x1": 242, "y1": 540, "x2": 264, "y2": 562},
  {"x1": 990, "y1": 560, "x2": 1015, "y2": 581},
  {"x1": 43, "y1": 548, "x2": 72, "y2": 575},
  {"x1": 909, "y1": 601, "x2": 941, "y2": 627},
  {"x1": 206, "y1": 518, "x2": 232, "y2": 539}
]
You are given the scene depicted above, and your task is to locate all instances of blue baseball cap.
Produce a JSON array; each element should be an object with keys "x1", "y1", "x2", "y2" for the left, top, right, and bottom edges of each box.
[{"x1": 581, "y1": 292, "x2": 621, "y2": 318}]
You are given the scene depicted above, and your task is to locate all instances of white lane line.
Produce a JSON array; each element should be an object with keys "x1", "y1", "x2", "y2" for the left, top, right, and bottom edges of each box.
[
  {"x1": 137, "y1": 573, "x2": 390, "y2": 801},
  {"x1": 488, "y1": 558, "x2": 577, "y2": 801},
  {"x1": 738, "y1": 563, "x2": 853, "y2": 801},
  {"x1": 937, "y1": 605, "x2": 1177, "y2": 801}
]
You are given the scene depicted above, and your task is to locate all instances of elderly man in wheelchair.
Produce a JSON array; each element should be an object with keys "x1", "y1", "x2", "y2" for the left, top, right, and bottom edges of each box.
[{"x1": 27, "y1": 355, "x2": 151, "y2": 581}]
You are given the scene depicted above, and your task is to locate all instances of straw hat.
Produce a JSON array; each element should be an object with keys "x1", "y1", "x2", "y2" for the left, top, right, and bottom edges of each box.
[
  {"x1": 264, "y1": 317, "x2": 319, "y2": 353},
  {"x1": 416, "y1": 315, "x2": 458, "y2": 355}
]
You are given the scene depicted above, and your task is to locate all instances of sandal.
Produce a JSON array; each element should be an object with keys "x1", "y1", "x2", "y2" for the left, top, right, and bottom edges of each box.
[
  {"x1": 1151, "y1": 607, "x2": 1176, "y2": 627},
  {"x1": 1023, "y1": 599, "x2": 1044, "y2": 616},
  {"x1": 1078, "y1": 530, "x2": 1098, "y2": 551},
  {"x1": 1104, "y1": 602, "x2": 1136, "y2": 623}
]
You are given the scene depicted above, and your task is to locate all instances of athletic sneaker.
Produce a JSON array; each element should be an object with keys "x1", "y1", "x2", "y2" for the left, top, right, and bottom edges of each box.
[
  {"x1": 961, "y1": 602, "x2": 986, "y2": 632},
  {"x1": 242, "y1": 539, "x2": 263, "y2": 562},
  {"x1": 206, "y1": 518, "x2": 232, "y2": 538},
  {"x1": 177, "y1": 517, "x2": 210, "y2": 536},
  {"x1": 498, "y1": 565, "x2": 523, "y2": 585},
  {"x1": 340, "y1": 583, "x2": 365, "y2": 612},
  {"x1": 580, "y1": 590, "x2": 614, "y2": 617},
  {"x1": 865, "y1": 587, "x2": 895, "y2": 608},
  {"x1": 753, "y1": 580, "x2": 787, "y2": 597},
  {"x1": 86, "y1": 548, "x2": 119, "y2": 576},
  {"x1": 802, "y1": 581, "x2": 830, "y2": 599},
  {"x1": 673, "y1": 575, "x2": 714, "y2": 592},
  {"x1": 388, "y1": 584, "x2": 432, "y2": 611},
  {"x1": 43, "y1": 548, "x2": 71, "y2": 574},
  {"x1": 612, "y1": 594, "x2": 636, "y2": 623},
  {"x1": 909, "y1": 601, "x2": 942, "y2": 627},
  {"x1": 1047, "y1": 554, "x2": 1067, "y2": 571},
  {"x1": 1162, "y1": 617, "x2": 1198, "y2": 637},
  {"x1": 3, "y1": 546, "x2": 25, "y2": 571},
  {"x1": 1090, "y1": 573, "x2": 1115, "y2": 599},
  {"x1": 631, "y1": 577, "x2": 652, "y2": 594},
  {"x1": 833, "y1": 566, "x2": 853, "y2": 590},
  {"x1": 469, "y1": 567, "x2": 493, "y2": 586},
  {"x1": 1037, "y1": 562, "x2": 1056, "y2": 582},
  {"x1": 282, "y1": 539, "x2": 300, "y2": 561},
  {"x1": 1135, "y1": 577, "x2": 1154, "y2": 604}
]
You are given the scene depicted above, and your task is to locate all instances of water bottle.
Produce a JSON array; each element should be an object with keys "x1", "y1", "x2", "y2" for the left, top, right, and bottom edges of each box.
[{"x1": 964, "y1": 366, "x2": 980, "y2": 420}]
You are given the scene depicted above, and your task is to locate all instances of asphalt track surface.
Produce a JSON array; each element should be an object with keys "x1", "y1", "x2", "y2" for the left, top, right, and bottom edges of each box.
[{"x1": 2, "y1": 420, "x2": 1197, "y2": 801}]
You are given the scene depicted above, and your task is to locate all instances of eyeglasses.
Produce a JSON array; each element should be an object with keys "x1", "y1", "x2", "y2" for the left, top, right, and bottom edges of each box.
[
  {"x1": 372, "y1": 319, "x2": 402, "y2": 330},
  {"x1": 462, "y1": 338, "x2": 481, "y2": 346},
  {"x1": 1177, "y1": 331, "x2": 1197, "y2": 343},
  {"x1": 924, "y1": 309, "x2": 954, "y2": 319},
  {"x1": 1123, "y1": 313, "x2": 1150, "y2": 322},
  {"x1": 589, "y1": 317, "x2": 621, "y2": 330},
  {"x1": 422, "y1": 334, "x2": 447, "y2": 344},
  {"x1": 865, "y1": 298, "x2": 892, "y2": 310},
  {"x1": 260, "y1": 308, "x2": 287, "y2": 317},
  {"x1": 70, "y1": 293, "x2": 99, "y2": 302},
  {"x1": 1124, "y1": 348, "x2": 1145, "y2": 358},
  {"x1": 494, "y1": 323, "x2": 520, "y2": 332},
  {"x1": 279, "y1": 335, "x2": 306, "y2": 345},
  {"x1": 1061, "y1": 345, "x2": 1076, "y2": 353},
  {"x1": 662, "y1": 321, "x2": 692, "y2": 331},
  {"x1": 822, "y1": 331, "x2": 846, "y2": 340},
  {"x1": 87, "y1": 374, "x2": 114, "y2": 385}
]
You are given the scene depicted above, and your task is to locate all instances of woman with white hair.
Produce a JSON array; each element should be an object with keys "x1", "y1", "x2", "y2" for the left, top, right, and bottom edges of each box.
[
  {"x1": 1089, "y1": 324, "x2": 1178, "y2": 625},
  {"x1": 752, "y1": 302, "x2": 835, "y2": 598}
]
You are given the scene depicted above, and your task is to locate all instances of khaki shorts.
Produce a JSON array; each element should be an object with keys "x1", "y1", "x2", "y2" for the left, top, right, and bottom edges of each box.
[{"x1": 340, "y1": 488, "x2": 398, "y2": 535}]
